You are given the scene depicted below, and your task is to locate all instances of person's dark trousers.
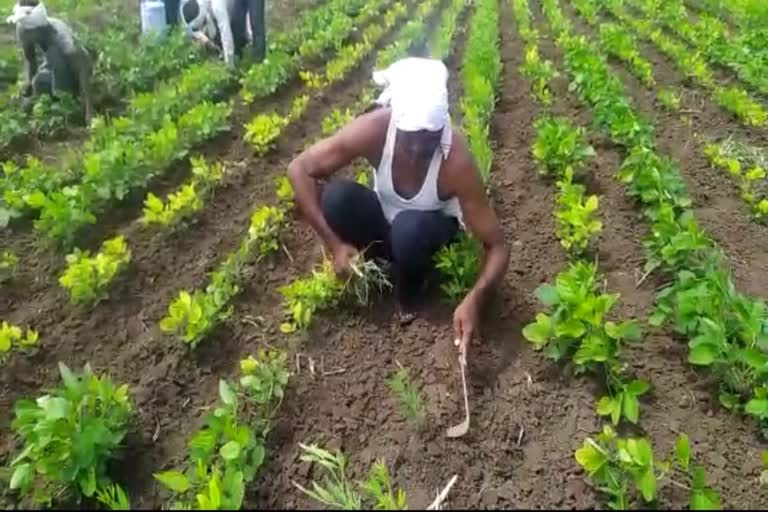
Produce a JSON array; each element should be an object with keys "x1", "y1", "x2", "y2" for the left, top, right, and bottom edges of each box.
[
  {"x1": 321, "y1": 178, "x2": 458, "y2": 305},
  {"x1": 232, "y1": 0, "x2": 266, "y2": 61},
  {"x1": 164, "y1": 0, "x2": 180, "y2": 25},
  {"x1": 245, "y1": 0, "x2": 266, "y2": 62}
]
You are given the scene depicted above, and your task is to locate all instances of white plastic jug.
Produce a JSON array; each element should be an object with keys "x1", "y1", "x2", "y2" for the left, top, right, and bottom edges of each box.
[{"x1": 140, "y1": 0, "x2": 168, "y2": 36}]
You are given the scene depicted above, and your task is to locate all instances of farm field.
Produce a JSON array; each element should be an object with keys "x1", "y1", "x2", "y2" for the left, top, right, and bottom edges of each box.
[{"x1": 3, "y1": 0, "x2": 768, "y2": 509}]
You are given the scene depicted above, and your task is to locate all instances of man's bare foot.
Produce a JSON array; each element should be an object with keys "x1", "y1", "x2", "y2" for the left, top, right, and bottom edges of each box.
[{"x1": 398, "y1": 310, "x2": 416, "y2": 326}]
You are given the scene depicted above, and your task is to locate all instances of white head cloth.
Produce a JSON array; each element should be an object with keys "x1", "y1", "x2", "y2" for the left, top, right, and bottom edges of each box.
[
  {"x1": 373, "y1": 57, "x2": 452, "y2": 158},
  {"x1": 181, "y1": 0, "x2": 215, "y2": 35},
  {"x1": 6, "y1": 2, "x2": 48, "y2": 29}
]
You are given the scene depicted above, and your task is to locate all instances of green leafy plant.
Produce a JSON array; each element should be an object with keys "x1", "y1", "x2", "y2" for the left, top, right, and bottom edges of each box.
[
  {"x1": 142, "y1": 184, "x2": 203, "y2": 227},
  {"x1": 532, "y1": 116, "x2": 596, "y2": 178},
  {"x1": 713, "y1": 86, "x2": 768, "y2": 126},
  {"x1": 0, "y1": 321, "x2": 39, "y2": 364},
  {"x1": 155, "y1": 351, "x2": 288, "y2": 510},
  {"x1": 387, "y1": 367, "x2": 426, "y2": 426},
  {"x1": 279, "y1": 259, "x2": 343, "y2": 333},
  {"x1": 0, "y1": 250, "x2": 18, "y2": 284},
  {"x1": 245, "y1": 95, "x2": 310, "y2": 155},
  {"x1": 575, "y1": 427, "x2": 720, "y2": 510},
  {"x1": 520, "y1": 45, "x2": 559, "y2": 106},
  {"x1": 95, "y1": 483, "x2": 131, "y2": 510},
  {"x1": 460, "y1": 0, "x2": 501, "y2": 183},
  {"x1": 598, "y1": 23, "x2": 655, "y2": 87},
  {"x1": 59, "y1": 235, "x2": 131, "y2": 305},
  {"x1": 322, "y1": 108, "x2": 353, "y2": 136},
  {"x1": 141, "y1": 156, "x2": 225, "y2": 228},
  {"x1": 160, "y1": 205, "x2": 286, "y2": 346},
  {"x1": 576, "y1": 426, "x2": 655, "y2": 509},
  {"x1": 523, "y1": 261, "x2": 641, "y2": 366},
  {"x1": 294, "y1": 444, "x2": 406, "y2": 510},
  {"x1": 9, "y1": 363, "x2": 132, "y2": 506},
  {"x1": 434, "y1": 232, "x2": 482, "y2": 301},
  {"x1": 554, "y1": 167, "x2": 602, "y2": 254},
  {"x1": 159, "y1": 271, "x2": 237, "y2": 349}
]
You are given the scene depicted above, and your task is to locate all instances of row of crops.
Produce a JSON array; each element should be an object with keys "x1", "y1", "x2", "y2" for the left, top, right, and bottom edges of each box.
[{"x1": 515, "y1": 0, "x2": 768, "y2": 508}]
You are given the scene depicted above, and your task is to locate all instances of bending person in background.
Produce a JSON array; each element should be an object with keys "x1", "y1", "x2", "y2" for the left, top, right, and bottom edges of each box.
[
  {"x1": 287, "y1": 57, "x2": 510, "y2": 361},
  {"x1": 7, "y1": 0, "x2": 93, "y2": 122},
  {"x1": 179, "y1": 0, "x2": 265, "y2": 65}
]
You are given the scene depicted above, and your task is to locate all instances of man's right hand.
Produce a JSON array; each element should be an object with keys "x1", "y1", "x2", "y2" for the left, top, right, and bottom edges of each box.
[{"x1": 332, "y1": 242, "x2": 358, "y2": 276}]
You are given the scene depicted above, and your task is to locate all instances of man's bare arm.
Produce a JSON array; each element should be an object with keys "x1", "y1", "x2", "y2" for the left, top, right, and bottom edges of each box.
[
  {"x1": 287, "y1": 112, "x2": 382, "y2": 251},
  {"x1": 449, "y1": 143, "x2": 510, "y2": 307}
]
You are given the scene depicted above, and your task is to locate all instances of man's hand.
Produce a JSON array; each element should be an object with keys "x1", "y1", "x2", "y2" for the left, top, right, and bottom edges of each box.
[
  {"x1": 453, "y1": 293, "x2": 480, "y2": 363},
  {"x1": 332, "y1": 242, "x2": 358, "y2": 276}
]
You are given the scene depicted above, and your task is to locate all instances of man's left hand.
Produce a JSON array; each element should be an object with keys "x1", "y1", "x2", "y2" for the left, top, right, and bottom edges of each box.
[{"x1": 453, "y1": 294, "x2": 480, "y2": 363}]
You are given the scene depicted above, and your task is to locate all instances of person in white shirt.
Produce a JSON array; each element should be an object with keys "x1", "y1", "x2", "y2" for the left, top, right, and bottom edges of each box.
[
  {"x1": 179, "y1": 0, "x2": 264, "y2": 65},
  {"x1": 287, "y1": 58, "x2": 510, "y2": 360}
]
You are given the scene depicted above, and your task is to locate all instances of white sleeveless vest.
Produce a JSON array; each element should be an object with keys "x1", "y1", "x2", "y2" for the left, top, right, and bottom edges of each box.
[{"x1": 372, "y1": 114, "x2": 463, "y2": 225}]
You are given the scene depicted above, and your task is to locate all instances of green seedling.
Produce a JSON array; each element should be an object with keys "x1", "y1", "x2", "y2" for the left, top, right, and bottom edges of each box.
[
  {"x1": 294, "y1": 444, "x2": 406, "y2": 510},
  {"x1": 0, "y1": 321, "x2": 39, "y2": 364},
  {"x1": 95, "y1": 483, "x2": 131, "y2": 510},
  {"x1": 59, "y1": 235, "x2": 131, "y2": 306},
  {"x1": 0, "y1": 250, "x2": 18, "y2": 284},
  {"x1": 532, "y1": 116, "x2": 595, "y2": 178},
  {"x1": 434, "y1": 232, "x2": 481, "y2": 301},
  {"x1": 554, "y1": 167, "x2": 602, "y2": 254},
  {"x1": 155, "y1": 351, "x2": 289, "y2": 510},
  {"x1": 387, "y1": 366, "x2": 426, "y2": 426},
  {"x1": 9, "y1": 363, "x2": 132, "y2": 506}
]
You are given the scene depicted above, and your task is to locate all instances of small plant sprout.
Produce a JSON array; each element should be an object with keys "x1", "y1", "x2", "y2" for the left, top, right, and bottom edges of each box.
[
  {"x1": 0, "y1": 322, "x2": 39, "y2": 364},
  {"x1": 657, "y1": 87, "x2": 682, "y2": 111},
  {"x1": 58, "y1": 235, "x2": 131, "y2": 306},
  {"x1": 294, "y1": 444, "x2": 406, "y2": 510},
  {"x1": 434, "y1": 232, "x2": 481, "y2": 301},
  {"x1": 387, "y1": 365, "x2": 426, "y2": 426},
  {"x1": 95, "y1": 483, "x2": 131, "y2": 510},
  {"x1": 0, "y1": 250, "x2": 18, "y2": 284}
]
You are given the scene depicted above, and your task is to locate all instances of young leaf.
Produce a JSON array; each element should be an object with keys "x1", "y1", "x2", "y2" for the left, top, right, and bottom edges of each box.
[
  {"x1": 637, "y1": 468, "x2": 656, "y2": 502},
  {"x1": 622, "y1": 393, "x2": 640, "y2": 423},
  {"x1": 626, "y1": 379, "x2": 650, "y2": 396},
  {"x1": 535, "y1": 283, "x2": 560, "y2": 306},
  {"x1": 575, "y1": 439, "x2": 607, "y2": 474},
  {"x1": 688, "y1": 344, "x2": 717, "y2": 366},
  {"x1": 219, "y1": 440, "x2": 241, "y2": 461},
  {"x1": 10, "y1": 462, "x2": 31, "y2": 490},
  {"x1": 690, "y1": 489, "x2": 720, "y2": 511},
  {"x1": 745, "y1": 399, "x2": 768, "y2": 419},
  {"x1": 675, "y1": 434, "x2": 691, "y2": 471},
  {"x1": 219, "y1": 379, "x2": 236, "y2": 407},
  {"x1": 522, "y1": 313, "x2": 553, "y2": 346},
  {"x1": 154, "y1": 470, "x2": 191, "y2": 493}
]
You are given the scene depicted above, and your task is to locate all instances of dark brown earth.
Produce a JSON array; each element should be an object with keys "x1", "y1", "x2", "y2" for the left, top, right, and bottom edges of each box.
[{"x1": 2, "y1": 0, "x2": 768, "y2": 509}]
